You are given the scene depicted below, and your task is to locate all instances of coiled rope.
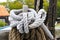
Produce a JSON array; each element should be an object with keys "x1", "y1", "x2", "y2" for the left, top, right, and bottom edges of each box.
[{"x1": 9, "y1": 9, "x2": 54, "y2": 40}]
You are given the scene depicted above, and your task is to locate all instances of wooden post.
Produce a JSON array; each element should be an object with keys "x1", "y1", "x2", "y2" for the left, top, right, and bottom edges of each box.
[
  {"x1": 34, "y1": 0, "x2": 37, "y2": 10},
  {"x1": 47, "y1": 0, "x2": 57, "y2": 37},
  {"x1": 34, "y1": 0, "x2": 43, "y2": 10},
  {"x1": 39, "y1": 0, "x2": 43, "y2": 9}
]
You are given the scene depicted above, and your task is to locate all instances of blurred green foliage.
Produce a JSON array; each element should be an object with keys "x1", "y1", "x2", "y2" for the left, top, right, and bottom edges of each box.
[
  {"x1": 57, "y1": 0, "x2": 60, "y2": 17},
  {"x1": 0, "y1": 0, "x2": 34, "y2": 10},
  {"x1": 0, "y1": 2, "x2": 6, "y2": 6},
  {"x1": 0, "y1": 0, "x2": 60, "y2": 17},
  {"x1": 0, "y1": 20, "x2": 7, "y2": 27},
  {"x1": 25, "y1": 0, "x2": 34, "y2": 8},
  {"x1": 43, "y1": 0, "x2": 49, "y2": 11},
  {"x1": 9, "y1": 1, "x2": 23, "y2": 10}
]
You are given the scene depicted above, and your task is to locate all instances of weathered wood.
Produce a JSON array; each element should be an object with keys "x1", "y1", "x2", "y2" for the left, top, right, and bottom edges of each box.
[
  {"x1": 47, "y1": 0, "x2": 57, "y2": 37},
  {"x1": 34, "y1": 0, "x2": 43, "y2": 10},
  {"x1": 34, "y1": 0, "x2": 37, "y2": 10}
]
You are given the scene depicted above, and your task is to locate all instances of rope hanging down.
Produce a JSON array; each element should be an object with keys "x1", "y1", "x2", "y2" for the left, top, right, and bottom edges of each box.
[{"x1": 9, "y1": 9, "x2": 54, "y2": 40}]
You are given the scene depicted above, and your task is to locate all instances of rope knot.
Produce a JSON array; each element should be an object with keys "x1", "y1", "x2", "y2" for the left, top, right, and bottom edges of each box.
[
  {"x1": 9, "y1": 9, "x2": 46, "y2": 33},
  {"x1": 9, "y1": 9, "x2": 54, "y2": 39}
]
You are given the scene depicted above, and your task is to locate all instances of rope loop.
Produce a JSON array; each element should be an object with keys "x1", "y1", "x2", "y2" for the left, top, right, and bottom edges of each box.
[
  {"x1": 9, "y1": 9, "x2": 38, "y2": 33},
  {"x1": 9, "y1": 9, "x2": 54, "y2": 39}
]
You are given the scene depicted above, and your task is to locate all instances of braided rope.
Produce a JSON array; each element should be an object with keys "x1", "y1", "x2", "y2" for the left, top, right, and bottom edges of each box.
[
  {"x1": 9, "y1": 8, "x2": 54, "y2": 40},
  {"x1": 30, "y1": 29, "x2": 35, "y2": 40},
  {"x1": 9, "y1": 27, "x2": 21, "y2": 40},
  {"x1": 37, "y1": 27, "x2": 46, "y2": 40}
]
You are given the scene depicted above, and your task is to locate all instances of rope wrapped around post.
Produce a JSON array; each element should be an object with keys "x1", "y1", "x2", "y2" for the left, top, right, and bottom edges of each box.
[{"x1": 9, "y1": 9, "x2": 54, "y2": 40}]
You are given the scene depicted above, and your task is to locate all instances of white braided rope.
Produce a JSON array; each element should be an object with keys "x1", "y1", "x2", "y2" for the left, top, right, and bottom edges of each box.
[
  {"x1": 23, "y1": 13, "x2": 29, "y2": 33},
  {"x1": 9, "y1": 9, "x2": 54, "y2": 39},
  {"x1": 29, "y1": 9, "x2": 46, "y2": 28},
  {"x1": 9, "y1": 9, "x2": 37, "y2": 33}
]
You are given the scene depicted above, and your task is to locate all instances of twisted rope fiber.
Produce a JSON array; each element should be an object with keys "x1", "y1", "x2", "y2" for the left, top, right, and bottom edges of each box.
[
  {"x1": 9, "y1": 8, "x2": 53, "y2": 40},
  {"x1": 9, "y1": 27, "x2": 21, "y2": 40},
  {"x1": 37, "y1": 27, "x2": 46, "y2": 40}
]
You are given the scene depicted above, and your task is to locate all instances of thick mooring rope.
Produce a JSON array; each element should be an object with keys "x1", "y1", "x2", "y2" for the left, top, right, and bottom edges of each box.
[{"x1": 9, "y1": 9, "x2": 54, "y2": 40}]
